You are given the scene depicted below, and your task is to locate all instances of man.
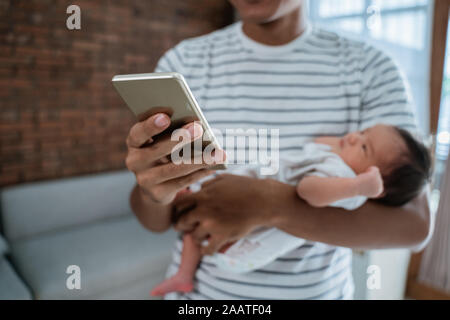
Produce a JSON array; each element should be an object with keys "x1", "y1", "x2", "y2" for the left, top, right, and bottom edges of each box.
[{"x1": 126, "y1": 0, "x2": 432, "y2": 299}]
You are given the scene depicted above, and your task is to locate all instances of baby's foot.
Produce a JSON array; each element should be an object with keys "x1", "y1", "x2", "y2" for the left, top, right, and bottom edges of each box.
[
  {"x1": 357, "y1": 166, "x2": 384, "y2": 198},
  {"x1": 150, "y1": 274, "x2": 194, "y2": 296}
]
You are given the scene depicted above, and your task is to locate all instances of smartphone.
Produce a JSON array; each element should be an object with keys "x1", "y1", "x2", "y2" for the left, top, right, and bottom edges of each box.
[{"x1": 112, "y1": 72, "x2": 226, "y2": 169}]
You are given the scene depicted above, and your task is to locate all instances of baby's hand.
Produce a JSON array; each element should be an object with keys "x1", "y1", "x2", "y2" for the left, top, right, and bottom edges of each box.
[
  {"x1": 357, "y1": 166, "x2": 384, "y2": 198},
  {"x1": 174, "y1": 187, "x2": 192, "y2": 201}
]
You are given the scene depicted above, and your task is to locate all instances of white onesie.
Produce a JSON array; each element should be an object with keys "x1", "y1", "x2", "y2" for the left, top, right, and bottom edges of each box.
[{"x1": 192, "y1": 143, "x2": 367, "y2": 273}]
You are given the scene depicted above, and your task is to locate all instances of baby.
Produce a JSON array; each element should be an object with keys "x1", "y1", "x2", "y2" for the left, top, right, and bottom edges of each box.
[{"x1": 151, "y1": 124, "x2": 431, "y2": 296}]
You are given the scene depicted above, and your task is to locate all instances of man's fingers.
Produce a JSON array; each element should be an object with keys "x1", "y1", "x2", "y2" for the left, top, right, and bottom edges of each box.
[
  {"x1": 143, "y1": 159, "x2": 218, "y2": 186},
  {"x1": 173, "y1": 203, "x2": 201, "y2": 232},
  {"x1": 145, "y1": 122, "x2": 204, "y2": 160},
  {"x1": 201, "y1": 173, "x2": 224, "y2": 189},
  {"x1": 126, "y1": 147, "x2": 159, "y2": 172},
  {"x1": 174, "y1": 187, "x2": 192, "y2": 201},
  {"x1": 202, "y1": 148, "x2": 227, "y2": 167},
  {"x1": 126, "y1": 122, "x2": 205, "y2": 172},
  {"x1": 190, "y1": 226, "x2": 210, "y2": 245},
  {"x1": 201, "y1": 236, "x2": 228, "y2": 256},
  {"x1": 162, "y1": 168, "x2": 214, "y2": 201},
  {"x1": 174, "y1": 213, "x2": 198, "y2": 232},
  {"x1": 126, "y1": 113, "x2": 170, "y2": 148},
  {"x1": 170, "y1": 121, "x2": 204, "y2": 151}
]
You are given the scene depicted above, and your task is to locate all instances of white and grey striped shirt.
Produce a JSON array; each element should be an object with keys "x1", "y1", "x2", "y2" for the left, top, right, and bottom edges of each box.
[{"x1": 155, "y1": 21, "x2": 417, "y2": 300}]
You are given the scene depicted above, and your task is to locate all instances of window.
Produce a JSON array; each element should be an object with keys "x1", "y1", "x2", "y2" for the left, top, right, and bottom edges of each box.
[
  {"x1": 309, "y1": 0, "x2": 433, "y2": 135},
  {"x1": 437, "y1": 23, "x2": 450, "y2": 161},
  {"x1": 310, "y1": 0, "x2": 450, "y2": 195},
  {"x1": 432, "y1": 20, "x2": 450, "y2": 191}
]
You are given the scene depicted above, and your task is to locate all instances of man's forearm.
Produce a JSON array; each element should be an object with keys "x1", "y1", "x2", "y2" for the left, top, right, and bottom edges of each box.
[
  {"x1": 130, "y1": 184, "x2": 172, "y2": 232},
  {"x1": 266, "y1": 180, "x2": 431, "y2": 250}
]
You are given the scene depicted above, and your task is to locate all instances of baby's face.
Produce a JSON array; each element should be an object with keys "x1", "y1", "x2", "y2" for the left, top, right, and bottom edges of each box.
[{"x1": 325, "y1": 124, "x2": 406, "y2": 175}]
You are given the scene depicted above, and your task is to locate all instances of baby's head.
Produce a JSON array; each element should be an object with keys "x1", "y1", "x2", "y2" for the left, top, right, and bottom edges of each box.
[{"x1": 328, "y1": 124, "x2": 431, "y2": 206}]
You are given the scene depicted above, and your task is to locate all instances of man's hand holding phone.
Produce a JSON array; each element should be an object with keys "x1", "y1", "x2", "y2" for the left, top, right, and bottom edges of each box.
[{"x1": 125, "y1": 112, "x2": 226, "y2": 205}]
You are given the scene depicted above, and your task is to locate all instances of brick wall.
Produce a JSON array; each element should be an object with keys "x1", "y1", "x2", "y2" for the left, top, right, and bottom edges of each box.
[{"x1": 0, "y1": 0, "x2": 234, "y2": 186}]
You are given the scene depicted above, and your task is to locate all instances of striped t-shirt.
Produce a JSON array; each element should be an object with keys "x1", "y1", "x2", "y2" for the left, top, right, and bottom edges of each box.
[{"x1": 155, "y1": 21, "x2": 417, "y2": 300}]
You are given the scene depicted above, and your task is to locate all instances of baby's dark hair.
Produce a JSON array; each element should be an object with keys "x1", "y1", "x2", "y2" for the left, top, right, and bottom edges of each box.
[{"x1": 375, "y1": 127, "x2": 432, "y2": 207}]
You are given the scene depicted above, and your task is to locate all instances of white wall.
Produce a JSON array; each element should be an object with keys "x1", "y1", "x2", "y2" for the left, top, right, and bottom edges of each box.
[{"x1": 352, "y1": 249, "x2": 411, "y2": 299}]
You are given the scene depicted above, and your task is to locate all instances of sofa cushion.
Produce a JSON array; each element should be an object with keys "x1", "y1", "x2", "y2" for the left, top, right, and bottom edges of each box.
[
  {"x1": 10, "y1": 215, "x2": 177, "y2": 299},
  {"x1": 0, "y1": 233, "x2": 8, "y2": 255},
  {"x1": 0, "y1": 257, "x2": 32, "y2": 300},
  {"x1": 93, "y1": 275, "x2": 169, "y2": 300},
  {"x1": 1, "y1": 170, "x2": 136, "y2": 241}
]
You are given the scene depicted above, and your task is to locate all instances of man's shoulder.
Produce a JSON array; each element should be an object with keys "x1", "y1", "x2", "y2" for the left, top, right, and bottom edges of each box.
[
  {"x1": 309, "y1": 26, "x2": 399, "y2": 74},
  {"x1": 309, "y1": 26, "x2": 382, "y2": 56}
]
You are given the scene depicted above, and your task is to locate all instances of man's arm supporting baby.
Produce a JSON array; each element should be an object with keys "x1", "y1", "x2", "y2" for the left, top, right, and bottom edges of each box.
[{"x1": 174, "y1": 174, "x2": 431, "y2": 254}]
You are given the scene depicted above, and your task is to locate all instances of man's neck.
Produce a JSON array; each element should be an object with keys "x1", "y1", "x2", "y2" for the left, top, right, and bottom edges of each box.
[{"x1": 241, "y1": 8, "x2": 307, "y2": 46}]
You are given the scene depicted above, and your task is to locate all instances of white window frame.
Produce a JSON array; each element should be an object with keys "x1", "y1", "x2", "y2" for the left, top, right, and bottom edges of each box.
[{"x1": 309, "y1": 0, "x2": 434, "y2": 134}]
